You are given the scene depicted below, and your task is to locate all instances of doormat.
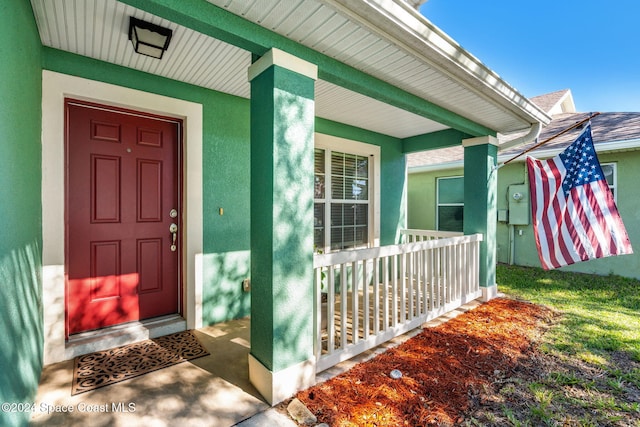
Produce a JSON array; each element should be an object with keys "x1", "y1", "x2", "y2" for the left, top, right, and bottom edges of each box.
[{"x1": 71, "y1": 330, "x2": 209, "y2": 395}]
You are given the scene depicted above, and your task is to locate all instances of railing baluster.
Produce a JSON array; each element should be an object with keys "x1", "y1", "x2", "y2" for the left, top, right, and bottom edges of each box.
[
  {"x1": 373, "y1": 257, "x2": 380, "y2": 335},
  {"x1": 400, "y1": 251, "x2": 406, "y2": 322},
  {"x1": 435, "y1": 247, "x2": 442, "y2": 309},
  {"x1": 391, "y1": 254, "x2": 398, "y2": 327},
  {"x1": 463, "y1": 242, "x2": 469, "y2": 297},
  {"x1": 428, "y1": 247, "x2": 434, "y2": 313},
  {"x1": 407, "y1": 248, "x2": 414, "y2": 320},
  {"x1": 314, "y1": 266, "x2": 322, "y2": 359},
  {"x1": 340, "y1": 263, "x2": 348, "y2": 350},
  {"x1": 419, "y1": 247, "x2": 425, "y2": 316},
  {"x1": 363, "y1": 259, "x2": 370, "y2": 341},
  {"x1": 351, "y1": 261, "x2": 359, "y2": 344},
  {"x1": 327, "y1": 265, "x2": 335, "y2": 354},
  {"x1": 382, "y1": 255, "x2": 389, "y2": 330}
]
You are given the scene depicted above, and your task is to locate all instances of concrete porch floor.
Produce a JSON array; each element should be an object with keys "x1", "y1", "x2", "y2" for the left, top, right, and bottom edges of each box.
[
  {"x1": 29, "y1": 317, "x2": 272, "y2": 427},
  {"x1": 29, "y1": 300, "x2": 483, "y2": 427}
]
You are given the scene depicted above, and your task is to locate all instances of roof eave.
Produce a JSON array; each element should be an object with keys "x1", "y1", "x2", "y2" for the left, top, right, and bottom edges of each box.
[
  {"x1": 327, "y1": 0, "x2": 551, "y2": 130},
  {"x1": 408, "y1": 137, "x2": 640, "y2": 174}
]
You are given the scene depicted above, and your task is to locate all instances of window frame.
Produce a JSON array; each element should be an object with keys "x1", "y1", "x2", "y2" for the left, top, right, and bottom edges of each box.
[
  {"x1": 601, "y1": 162, "x2": 617, "y2": 202},
  {"x1": 314, "y1": 133, "x2": 381, "y2": 252},
  {"x1": 436, "y1": 175, "x2": 464, "y2": 232}
]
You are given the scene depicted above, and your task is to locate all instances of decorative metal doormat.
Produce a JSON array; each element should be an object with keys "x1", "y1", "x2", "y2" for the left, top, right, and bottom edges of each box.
[{"x1": 71, "y1": 330, "x2": 209, "y2": 395}]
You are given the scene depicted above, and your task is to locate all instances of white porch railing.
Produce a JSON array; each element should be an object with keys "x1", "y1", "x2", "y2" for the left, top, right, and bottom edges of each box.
[
  {"x1": 313, "y1": 230, "x2": 483, "y2": 373},
  {"x1": 401, "y1": 228, "x2": 465, "y2": 241}
]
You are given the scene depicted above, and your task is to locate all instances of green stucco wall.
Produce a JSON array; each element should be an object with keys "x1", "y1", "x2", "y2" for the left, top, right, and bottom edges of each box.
[
  {"x1": 407, "y1": 167, "x2": 463, "y2": 230},
  {"x1": 409, "y1": 151, "x2": 640, "y2": 279},
  {"x1": 0, "y1": 1, "x2": 43, "y2": 426},
  {"x1": 43, "y1": 48, "x2": 253, "y2": 325},
  {"x1": 42, "y1": 48, "x2": 408, "y2": 328},
  {"x1": 496, "y1": 153, "x2": 640, "y2": 279}
]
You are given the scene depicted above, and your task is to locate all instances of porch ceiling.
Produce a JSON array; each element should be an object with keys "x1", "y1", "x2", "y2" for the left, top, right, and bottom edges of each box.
[{"x1": 30, "y1": 0, "x2": 548, "y2": 139}]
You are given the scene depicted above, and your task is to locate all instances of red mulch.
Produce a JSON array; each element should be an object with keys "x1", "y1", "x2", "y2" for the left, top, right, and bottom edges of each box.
[{"x1": 296, "y1": 298, "x2": 553, "y2": 426}]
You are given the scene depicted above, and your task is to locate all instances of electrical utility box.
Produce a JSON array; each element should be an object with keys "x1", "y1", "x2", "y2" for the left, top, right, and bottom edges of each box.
[{"x1": 508, "y1": 184, "x2": 530, "y2": 225}]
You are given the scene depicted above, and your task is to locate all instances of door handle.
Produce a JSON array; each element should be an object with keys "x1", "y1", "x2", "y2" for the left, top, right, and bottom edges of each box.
[{"x1": 170, "y1": 223, "x2": 178, "y2": 252}]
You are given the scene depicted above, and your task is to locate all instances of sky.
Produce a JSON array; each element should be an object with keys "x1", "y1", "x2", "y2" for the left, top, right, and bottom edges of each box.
[{"x1": 419, "y1": 0, "x2": 640, "y2": 113}]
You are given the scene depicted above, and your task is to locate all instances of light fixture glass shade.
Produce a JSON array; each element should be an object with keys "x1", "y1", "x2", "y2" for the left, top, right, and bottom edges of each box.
[{"x1": 129, "y1": 17, "x2": 173, "y2": 59}]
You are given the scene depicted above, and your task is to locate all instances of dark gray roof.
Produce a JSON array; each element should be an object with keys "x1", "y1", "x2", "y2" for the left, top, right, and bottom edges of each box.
[
  {"x1": 407, "y1": 111, "x2": 640, "y2": 169},
  {"x1": 529, "y1": 89, "x2": 571, "y2": 114}
]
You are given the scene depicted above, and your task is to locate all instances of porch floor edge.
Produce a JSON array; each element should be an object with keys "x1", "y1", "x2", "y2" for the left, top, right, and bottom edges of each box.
[{"x1": 64, "y1": 314, "x2": 187, "y2": 360}]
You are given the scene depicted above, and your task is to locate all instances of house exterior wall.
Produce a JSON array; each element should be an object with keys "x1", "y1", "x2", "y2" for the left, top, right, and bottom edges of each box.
[
  {"x1": 42, "y1": 48, "x2": 408, "y2": 329},
  {"x1": 2, "y1": 1, "x2": 412, "y2": 408},
  {"x1": 408, "y1": 150, "x2": 640, "y2": 279},
  {"x1": 43, "y1": 47, "x2": 251, "y2": 326},
  {"x1": 496, "y1": 152, "x2": 640, "y2": 279},
  {"x1": 0, "y1": 1, "x2": 44, "y2": 426},
  {"x1": 408, "y1": 167, "x2": 463, "y2": 230}
]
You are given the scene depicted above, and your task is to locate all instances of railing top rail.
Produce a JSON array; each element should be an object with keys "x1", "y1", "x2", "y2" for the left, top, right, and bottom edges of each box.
[
  {"x1": 313, "y1": 233, "x2": 483, "y2": 268},
  {"x1": 400, "y1": 229, "x2": 463, "y2": 238}
]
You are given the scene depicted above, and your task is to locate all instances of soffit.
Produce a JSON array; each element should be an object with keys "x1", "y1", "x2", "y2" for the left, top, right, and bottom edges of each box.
[
  {"x1": 30, "y1": 0, "x2": 541, "y2": 139},
  {"x1": 208, "y1": 0, "x2": 547, "y2": 132}
]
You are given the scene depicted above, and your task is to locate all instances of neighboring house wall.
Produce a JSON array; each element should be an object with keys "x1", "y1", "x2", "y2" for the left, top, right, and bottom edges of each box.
[
  {"x1": 0, "y1": 1, "x2": 44, "y2": 426},
  {"x1": 408, "y1": 167, "x2": 462, "y2": 230},
  {"x1": 408, "y1": 150, "x2": 640, "y2": 279},
  {"x1": 44, "y1": 48, "x2": 408, "y2": 325}
]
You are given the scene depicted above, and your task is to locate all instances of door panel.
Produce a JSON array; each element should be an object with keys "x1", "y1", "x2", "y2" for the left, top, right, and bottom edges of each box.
[
  {"x1": 66, "y1": 101, "x2": 180, "y2": 335},
  {"x1": 92, "y1": 155, "x2": 121, "y2": 222},
  {"x1": 138, "y1": 159, "x2": 163, "y2": 222}
]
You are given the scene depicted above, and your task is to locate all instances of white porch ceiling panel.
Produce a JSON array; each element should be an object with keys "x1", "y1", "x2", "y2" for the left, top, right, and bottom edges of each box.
[
  {"x1": 30, "y1": 0, "x2": 540, "y2": 138},
  {"x1": 207, "y1": 0, "x2": 541, "y2": 133},
  {"x1": 30, "y1": 0, "x2": 252, "y2": 99}
]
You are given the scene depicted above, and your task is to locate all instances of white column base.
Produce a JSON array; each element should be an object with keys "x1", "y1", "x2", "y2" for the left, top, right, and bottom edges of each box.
[
  {"x1": 248, "y1": 354, "x2": 316, "y2": 405},
  {"x1": 481, "y1": 284, "x2": 498, "y2": 302}
]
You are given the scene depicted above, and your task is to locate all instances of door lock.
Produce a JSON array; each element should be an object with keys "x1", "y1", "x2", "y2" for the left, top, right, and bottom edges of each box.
[{"x1": 169, "y1": 223, "x2": 178, "y2": 252}]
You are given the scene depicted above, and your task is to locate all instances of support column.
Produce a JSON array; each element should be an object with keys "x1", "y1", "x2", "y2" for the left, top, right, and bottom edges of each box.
[
  {"x1": 247, "y1": 48, "x2": 318, "y2": 405},
  {"x1": 462, "y1": 135, "x2": 498, "y2": 301}
]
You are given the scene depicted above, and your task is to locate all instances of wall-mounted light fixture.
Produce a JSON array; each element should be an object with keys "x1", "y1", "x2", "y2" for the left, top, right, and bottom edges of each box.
[{"x1": 128, "y1": 17, "x2": 173, "y2": 59}]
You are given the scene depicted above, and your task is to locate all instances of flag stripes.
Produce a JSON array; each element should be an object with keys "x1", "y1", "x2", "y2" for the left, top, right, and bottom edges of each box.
[{"x1": 526, "y1": 124, "x2": 632, "y2": 270}]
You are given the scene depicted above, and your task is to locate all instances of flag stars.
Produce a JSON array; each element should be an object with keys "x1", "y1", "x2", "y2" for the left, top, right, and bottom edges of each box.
[{"x1": 559, "y1": 124, "x2": 605, "y2": 193}]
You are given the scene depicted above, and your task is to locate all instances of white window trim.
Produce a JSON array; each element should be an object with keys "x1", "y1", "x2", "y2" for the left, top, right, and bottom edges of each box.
[
  {"x1": 602, "y1": 162, "x2": 617, "y2": 202},
  {"x1": 315, "y1": 133, "x2": 381, "y2": 250},
  {"x1": 436, "y1": 175, "x2": 464, "y2": 231}
]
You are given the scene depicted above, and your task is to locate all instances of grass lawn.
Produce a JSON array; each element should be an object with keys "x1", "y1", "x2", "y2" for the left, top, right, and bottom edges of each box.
[{"x1": 491, "y1": 264, "x2": 640, "y2": 426}]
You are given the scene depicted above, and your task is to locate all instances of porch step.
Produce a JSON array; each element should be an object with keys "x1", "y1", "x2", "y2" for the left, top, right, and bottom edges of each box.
[{"x1": 64, "y1": 314, "x2": 187, "y2": 360}]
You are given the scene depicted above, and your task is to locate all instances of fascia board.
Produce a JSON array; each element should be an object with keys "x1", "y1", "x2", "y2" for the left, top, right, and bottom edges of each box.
[
  {"x1": 408, "y1": 138, "x2": 640, "y2": 174},
  {"x1": 328, "y1": 0, "x2": 551, "y2": 127},
  {"x1": 515, "y1": 138, "x2": 640, "y2": 160}
]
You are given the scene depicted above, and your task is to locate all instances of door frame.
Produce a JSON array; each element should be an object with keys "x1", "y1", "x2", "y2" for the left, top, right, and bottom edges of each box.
[
  {"x1": 42, "y1": 70, "x2": 204, "y2": 364},
  {"x1": 64, "y1": 98, "x2": 184, "y2": 337}
]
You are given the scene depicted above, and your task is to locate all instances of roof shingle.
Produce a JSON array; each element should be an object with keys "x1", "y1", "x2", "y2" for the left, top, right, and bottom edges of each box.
[{"x1": 407, "y1": 111, "x2": 640, "y2": 169}]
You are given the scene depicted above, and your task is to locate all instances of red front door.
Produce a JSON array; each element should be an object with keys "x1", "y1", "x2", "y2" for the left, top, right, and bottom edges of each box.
[{"x1": 66, "y1": 100, "x2": 181, "y2": 335}]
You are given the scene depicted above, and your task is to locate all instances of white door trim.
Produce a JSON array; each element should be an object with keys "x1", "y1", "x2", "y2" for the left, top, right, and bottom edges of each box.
[{"x1": 41, "y1": 70, "x2": 203, "y2": 364}]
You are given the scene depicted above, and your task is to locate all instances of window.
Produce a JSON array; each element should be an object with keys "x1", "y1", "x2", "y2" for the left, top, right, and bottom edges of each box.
[
  {"x1": 314, "y1": 135, "x2": 379, "y2": 252},
  {"x1": 601, "y1": 162, "x2": 616, "y2": 201},
  {"x1": 436, "y1": 176, "x2": 464, "y2": 232}
]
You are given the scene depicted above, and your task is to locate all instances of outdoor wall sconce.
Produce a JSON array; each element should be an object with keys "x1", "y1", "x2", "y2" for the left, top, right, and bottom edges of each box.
[{"x1": 128, "y1": 17, "x2": 173, "y2": 59}]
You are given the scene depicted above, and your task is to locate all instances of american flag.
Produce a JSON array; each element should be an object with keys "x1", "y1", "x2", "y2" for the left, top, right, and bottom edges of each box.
[{"x1": 526, "y1": 123, "x2": 632, "y2": 270}]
